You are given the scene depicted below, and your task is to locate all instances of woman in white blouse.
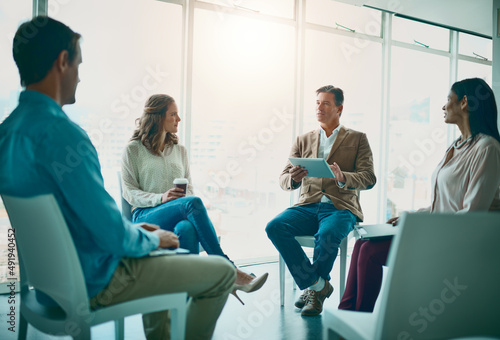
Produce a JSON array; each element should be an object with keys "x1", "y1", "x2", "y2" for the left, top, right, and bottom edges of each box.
[
  {"x1": 338, "y1": 77, "x2": 500, "y2": 312},
  {"x1": 121, "y1": 94, "x2": 268, "y2": 304}
]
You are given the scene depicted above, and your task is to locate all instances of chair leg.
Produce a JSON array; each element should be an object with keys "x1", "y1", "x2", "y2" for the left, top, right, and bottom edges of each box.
[
  {"x1": 339, "y1": 237, "x2": 347, "y2": 300},
  {"x1": 74, "y1": 326, "x2": 91, "y2": 340},
  {"x1": 170, "y1": 307, "x2": 186, "y2": 340},
  {"x1": 17, "y1": 314, "x2": 27, "y2": 340},
  {"x1": 279, "y1": 254, "x2": 285, "y2": 306},
  {"x1": 114, "y1": 319, "x2": 124, "y2": 340},
  {"x1": 324, "y1": 327, "x2": 342, "y2": 340}
]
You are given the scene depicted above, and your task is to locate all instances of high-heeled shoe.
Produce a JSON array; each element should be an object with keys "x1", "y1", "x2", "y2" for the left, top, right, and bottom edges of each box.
[{"x1": 231, "y1": 272, "x2": 269, "y2": 305}]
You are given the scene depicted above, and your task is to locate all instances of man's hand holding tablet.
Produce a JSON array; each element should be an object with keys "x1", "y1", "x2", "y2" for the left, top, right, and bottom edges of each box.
[{"x1": 288, "y1": 158, "x2": 336, "y2": 179}]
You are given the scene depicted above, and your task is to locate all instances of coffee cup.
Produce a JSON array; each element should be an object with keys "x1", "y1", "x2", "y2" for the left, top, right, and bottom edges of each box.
[{"x1": 173, "y1": 178, "x2": 188, "y2": 193}]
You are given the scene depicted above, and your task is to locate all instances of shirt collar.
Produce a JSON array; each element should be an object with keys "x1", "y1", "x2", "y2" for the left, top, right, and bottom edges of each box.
[
  {"x1": 319, "y1": 124, "x2": 342, "y2": 139},
  {"x1": 18, "y1": 90, "x2": 67, "y2": 119}
]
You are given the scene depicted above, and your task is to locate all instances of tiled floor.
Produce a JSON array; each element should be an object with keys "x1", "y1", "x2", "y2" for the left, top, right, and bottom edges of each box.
[{"x1": 0, "y1": 260, "x2": 347, "y2": 340}]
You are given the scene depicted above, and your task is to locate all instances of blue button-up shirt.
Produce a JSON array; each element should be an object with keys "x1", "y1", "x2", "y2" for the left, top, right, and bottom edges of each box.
[{"x1": 0, "y1": 91, "x2": 159, "y2": 300}]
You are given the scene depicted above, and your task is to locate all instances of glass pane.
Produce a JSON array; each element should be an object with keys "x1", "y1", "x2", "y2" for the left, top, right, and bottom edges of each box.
[
  {"x1": 0, "y1": 2, "x2": 31, "y2": 121},
  {"x1": 459, "y1": 32, "x2": 492, "y2": 60},
  {"x1": 458, "y1": 60, "x2": 492, "y2": 86},
  {"x1": 197, "y1": 0, "x2": 294, "y2": 19},
  {"x1": 303, "y1": 29, "x2": 382, "y2": 223},
  {"x1": 192, "y1": 8, "x2": 295, "y2": 262},
  {"x1": 306, "y1": 0, "x2": 381, "y2": 37},
  {"x1": 0, "y1": 0, "x2": 31, "y2": 286},
  {"x1": 392, "y1": 16, "x2": 449, "y2": 51},
  {"x1": 387, "y1": 47, "x2": 450, "y2": 219},
  {"x1": 49, "y1": 0, "x2": 183, "y2": 204}
]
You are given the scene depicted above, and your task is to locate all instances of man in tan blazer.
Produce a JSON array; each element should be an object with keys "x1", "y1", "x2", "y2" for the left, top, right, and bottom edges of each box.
[{"x1": 266, "y1": 85, "x2": 376, "y2": 316}]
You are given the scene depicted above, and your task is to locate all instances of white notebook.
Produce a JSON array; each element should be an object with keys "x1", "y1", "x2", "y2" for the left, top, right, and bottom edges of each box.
[
  {"x1": 354, "y1": 224, "x2": 399, "y2": 240},
  {"x1": 148, "y1": 248, "x2": 190, "y2": 257}
]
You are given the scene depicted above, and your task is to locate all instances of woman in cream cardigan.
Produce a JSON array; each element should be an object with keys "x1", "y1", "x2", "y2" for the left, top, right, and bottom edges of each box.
[
  {"x1": 121, "y1": 94, "x2": 267, "y2": 304},
  {"x1": 338, "y1": 78, "x2": 500, "y2": 312}
]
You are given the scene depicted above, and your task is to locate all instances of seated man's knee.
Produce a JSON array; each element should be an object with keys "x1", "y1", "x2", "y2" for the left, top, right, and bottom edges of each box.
[
  {"x1": 209, "y1": 256, "x2": 236, "y2": 284},
  {"x1": 317, "y1": 228, "x2": 343, "y2": 249},
  {"x1": 265, "y1": 218, "x2": 285, "y2": 239}
]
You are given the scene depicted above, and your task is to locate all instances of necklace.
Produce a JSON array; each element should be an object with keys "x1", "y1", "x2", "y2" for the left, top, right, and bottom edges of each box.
[{"x1": 453, "y1": 136, "x2": 472, "y2": 149}]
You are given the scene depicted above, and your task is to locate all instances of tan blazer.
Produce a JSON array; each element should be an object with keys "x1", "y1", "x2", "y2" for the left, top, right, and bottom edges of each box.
[{"x1": 279, "y1": 126, "x2": 376, "y2": 221}]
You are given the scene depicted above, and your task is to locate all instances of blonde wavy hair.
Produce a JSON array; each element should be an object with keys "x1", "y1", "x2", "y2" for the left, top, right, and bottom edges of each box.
[{"x1": 131, "y1": 94, "x2": 179, "y2": 155}]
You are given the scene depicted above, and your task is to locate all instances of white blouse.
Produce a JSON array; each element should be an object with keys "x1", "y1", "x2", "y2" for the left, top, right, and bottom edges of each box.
[
  {"x1": 121, "y1": 140, "x2": 194, "y2": 209},
  {"x1": 428, "y1": 134, "x2": 500, "y2": 213}
]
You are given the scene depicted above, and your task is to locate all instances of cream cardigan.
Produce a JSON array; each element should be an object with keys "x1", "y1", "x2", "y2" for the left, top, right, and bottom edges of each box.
[
  {"x1": 121, "y1": 140, "x2": 193, "y2": 209},
  {"x1": 426, "y1": 134, "x2": 500, "y2": 212}
]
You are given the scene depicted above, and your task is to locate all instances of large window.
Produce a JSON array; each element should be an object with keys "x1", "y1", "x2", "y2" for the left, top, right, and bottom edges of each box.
[
  {"x1": 392, "y1": 16, "x2": 449, "y2": 51},
  {"x1": 50, "y1": 0, "x2": 183, "y2": 202},
  {"x1": 303, "y1": 29, "x2": 382, "y2": 223},
  {"x1": 387, "y1": 47, "x2": 450, "y2": 218},
  {"x1": 306, "y1": 0, "x2": 381, "y2": 37},
  {"x1": 191, "y1": 8, "x2": 295, "y2": 261}
]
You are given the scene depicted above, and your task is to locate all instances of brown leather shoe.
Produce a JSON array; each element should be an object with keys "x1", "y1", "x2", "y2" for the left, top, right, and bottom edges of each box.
[
  {"x1": 294, "y1": 289, "x2": 310, "y2": 309},
  {"x1": 301, "y1": 281, "x2": 334, "y2": 316}
]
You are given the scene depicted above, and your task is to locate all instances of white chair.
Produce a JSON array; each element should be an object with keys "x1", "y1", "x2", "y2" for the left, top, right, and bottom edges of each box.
[
  {"x1": 279, "y1": 231, "x2": 355, "y2": 306},
  {"x1": 323, "y1": 212, "x2": 500, "y2": 340},
  {"x1": 117, "y1": 171, "x2": 133, "y2": 222},
  {"x1": 2, "y1": 194, "x2": 187, "y2": 340}
]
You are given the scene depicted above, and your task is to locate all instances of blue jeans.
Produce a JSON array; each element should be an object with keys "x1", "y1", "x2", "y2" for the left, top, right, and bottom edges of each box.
[
  {"x1": 266, "y1": 203, "x2": 356, "y2": 290},
  {"x1": 133, "y1": 196, "x2": 229, "y2": 260}
]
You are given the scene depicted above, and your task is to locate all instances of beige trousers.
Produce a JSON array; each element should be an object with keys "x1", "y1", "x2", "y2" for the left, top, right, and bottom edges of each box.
[{"x1": 90, "y1": 254, "x2": 236, "y2": 340}]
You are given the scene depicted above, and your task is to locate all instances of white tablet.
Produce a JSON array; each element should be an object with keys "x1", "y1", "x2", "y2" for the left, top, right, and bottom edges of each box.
[
  {"x1": 148, "y1": 248, "x2": 190, "y2": 257},
  {"x1": 288, "y1": 158, "x2": 336, "y2": 178}
]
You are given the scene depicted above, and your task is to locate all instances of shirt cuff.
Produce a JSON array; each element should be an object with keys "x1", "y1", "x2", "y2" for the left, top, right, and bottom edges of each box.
[
  {"x1": 148, "y1": 231, "x2": 160, "y2": 249},
  {"x1": 155, "y1": 194, "x2": 163, "y2": 206},
  {"x1": 337, "y1": 181, "x2": 346, "y2": 188}
]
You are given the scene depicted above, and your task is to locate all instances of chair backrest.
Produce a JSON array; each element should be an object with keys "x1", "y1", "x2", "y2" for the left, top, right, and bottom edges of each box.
[
  {"x1": 376, "y1": 212, "x2": 500, "y2": 340},
  {"x1": 2, "y1": 194, "x2": 90, "y2": 316},
  {"x1": 117, "y1": 171, "x2": 133, "y2": 221}
]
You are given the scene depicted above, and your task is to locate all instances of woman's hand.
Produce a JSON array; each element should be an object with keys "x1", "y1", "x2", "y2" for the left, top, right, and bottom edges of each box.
[
  {"x1": 387, "y1": 216, "x2": 399, "y2": 226},
  {"x1": 161, "y1": 187, "x2": 186, "y2": 204},
  {"x1": 153, "y1": 230, "x2": 180, "y2": 249}
]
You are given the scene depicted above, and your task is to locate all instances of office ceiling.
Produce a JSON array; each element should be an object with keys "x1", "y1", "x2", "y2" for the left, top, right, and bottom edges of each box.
[{"x1": 335, "y1": 0, "x2": 493, "y2": 37}]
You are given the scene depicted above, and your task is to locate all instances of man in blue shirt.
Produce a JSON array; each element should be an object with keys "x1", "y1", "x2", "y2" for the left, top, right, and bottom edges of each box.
[{"x1": 0, "y1": 16, "x2": 235, "y2": 339}]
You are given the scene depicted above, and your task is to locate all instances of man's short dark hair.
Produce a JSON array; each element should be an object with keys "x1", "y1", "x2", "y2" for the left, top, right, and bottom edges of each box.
[
  {"x1": 316, "y1": 85, "x2": 344, "y2": 106},
  {"x1": 12, "y1": 16, "x2": 81, "y2": 87}
]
